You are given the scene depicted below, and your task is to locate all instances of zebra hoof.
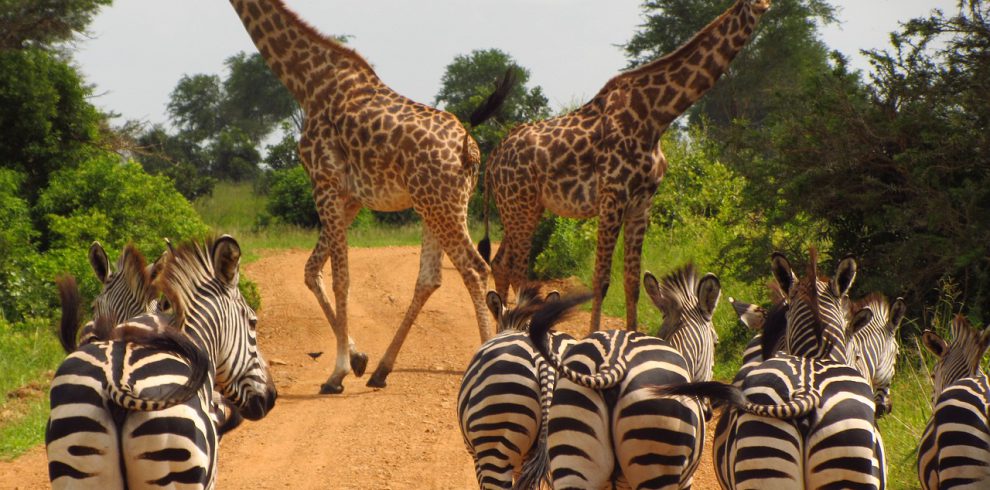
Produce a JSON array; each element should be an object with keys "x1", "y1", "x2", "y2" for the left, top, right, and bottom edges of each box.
[
  {"x1": 350, "y1": 352, "x2": 369, "y2": 377},
  {"x1": 319, "y1": 381, "x2": 344, "y2": 395},
  {"x1": 366, "y1": 367, "x2": 390, "y2": 389}
]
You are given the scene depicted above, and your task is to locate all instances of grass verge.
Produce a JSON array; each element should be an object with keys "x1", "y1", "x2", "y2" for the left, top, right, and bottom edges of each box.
[{"x1": 0, "y1": 318, "x2": 63, "y2": 459}]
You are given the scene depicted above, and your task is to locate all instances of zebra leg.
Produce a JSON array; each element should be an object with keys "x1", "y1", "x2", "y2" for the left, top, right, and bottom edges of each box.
[
  {"x1": 731, "y1": 414, "x2": 804, "y2": 489},
  {"x1": 367, "y1": 224, "x2": 444, "y2": 388},
  {"x1": 46, "y1": 348, "x2": 124, "y2": 489},
  {"x1": 548, "y1": 379, "x2": 614, "y2": 489}
]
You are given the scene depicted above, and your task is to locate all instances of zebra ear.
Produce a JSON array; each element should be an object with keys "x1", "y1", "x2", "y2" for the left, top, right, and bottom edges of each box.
[
  {"x1": 545, "y1": 291, "x2": 561, "y2": 303},
  {"x1": 921, "y1": 330, "x2": 947, "y2": 358},
  {"x1": 770, "y1": 253, "x2": 795, "y2": 296},
  {"x1": 731, "y1": 298, "x2": 766, "y2": 331},
  {"x1": 832, "y1": 256, "x2": 858, "y2": 297},
  {"x1": 697, "y1": 273, "x2": 721, "y2": 319},
  {"x1": 485, "y1": 291, "x2": 504, "y2": 324},
  {"x1": 212, "y1": 235, "x2": 242, "y2": 287},
  {"x1": 643, "y1": 272, "x2": 670, "y2": 315},
  {"x1": 848, "y1": 306, "x2": 874, "y2": 337},
  {"x1": 89, "y1": 241, "x2": 111, "y2": 284},
  {"x1": 889, "y1": 298, "x2": 907, "y2": 335}
]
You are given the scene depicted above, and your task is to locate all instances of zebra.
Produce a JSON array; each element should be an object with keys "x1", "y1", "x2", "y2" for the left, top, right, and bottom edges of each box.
[
  {"x1": 918, "y1": 314, "x2": 990, "y2": 489},
  {"x1": 67, "y1": 241, "x2": 245, "y2": 436},
  {"x1": 654, "y1": 251, "x2": 882, "y2": 489},
  {"x1": 458, "y1": 288, "x2": 574, "y2": 489},
  {"x1": 527, "y1": 265, "x2": 721, "y2": 489},
  {"x1": 46, "y1": 235, "x2": 277, "y2": 489},
  {"x1": 850, "y1": 294, "x2": 905, "y2": 418}
]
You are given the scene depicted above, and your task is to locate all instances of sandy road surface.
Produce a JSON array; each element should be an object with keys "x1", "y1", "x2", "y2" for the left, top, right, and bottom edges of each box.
[{"x1": 1, "y1": 246, "x2": 716, "y2": 489}]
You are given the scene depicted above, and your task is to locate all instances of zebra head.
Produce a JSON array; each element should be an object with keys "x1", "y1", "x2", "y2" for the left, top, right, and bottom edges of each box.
[
  {"x1": 851, "y1": 294, "x2": 906, "y2": 417},
  {"x1": 644, "y1": 264, "x2": 722, "y2": 382},
  {"x1": 89, "y1": 242, "x2": 159, "y2": 325},
  {"x1": 156, "y1": 235, "x2": 277, "y2": 421},
  {"x1": 922, "y1": 315, "x2": 990, "y2": 405},
  {"x1": 770, "y1": 250, "x2": 873, "y2": 363},
  {"x1": 486, "y1": 288, "x2": 560, "y2": 334}
]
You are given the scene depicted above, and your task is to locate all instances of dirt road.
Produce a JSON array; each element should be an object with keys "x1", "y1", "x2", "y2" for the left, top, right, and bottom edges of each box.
[{"x1": 1, "y1": 246, "x2": 716, "y2": 489}]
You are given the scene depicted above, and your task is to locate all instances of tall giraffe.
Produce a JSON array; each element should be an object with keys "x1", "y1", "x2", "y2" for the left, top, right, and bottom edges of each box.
[
  {"x1": 229, "y1": 0, "x2": 513, "y2": 393},
  {"x1": 483, "y1": 0, "x2": 771, "y2": 332}
]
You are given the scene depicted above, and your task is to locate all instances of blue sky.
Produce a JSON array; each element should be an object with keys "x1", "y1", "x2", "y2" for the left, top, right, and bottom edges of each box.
[{"x1": 73, "y1": 0, "x2": 959, "y2": 127}]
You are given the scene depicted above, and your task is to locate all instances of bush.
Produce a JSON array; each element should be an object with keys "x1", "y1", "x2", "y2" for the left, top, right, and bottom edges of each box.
[
  {"x1": 238, "y1": 277, "x2": 262, "y2": 312},
  {"x1": 35, "y1": 153, "x2": 208, "y2": 302},
  {"x1": 532, "y1": 216, "x2": 596, "y2": 280},
  {"x1": 266, "y1": 166, "x2": 319, "y2": 228},
  {"x1": 0, "y1": 170, "x2": 42, "y2": 321}
]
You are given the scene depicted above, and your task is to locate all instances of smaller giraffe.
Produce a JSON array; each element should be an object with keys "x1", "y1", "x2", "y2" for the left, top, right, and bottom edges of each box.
[
  {"x1": 483, "y1": 0, "x2": 770, "y2": 332},
  {"x1": 230, "y1": 0, "x2": 514, "y2": 394}
]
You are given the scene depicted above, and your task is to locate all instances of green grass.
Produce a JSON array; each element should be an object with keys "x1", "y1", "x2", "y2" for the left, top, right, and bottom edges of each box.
[
  {"x1": 0, "y1": 317, "x2": 64, "y2": 459},
  {"x1": 880, "y1": 361, "x2": 934, "y2": 489}
]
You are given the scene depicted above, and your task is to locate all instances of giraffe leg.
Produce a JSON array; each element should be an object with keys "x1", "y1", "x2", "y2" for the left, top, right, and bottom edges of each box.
[
  {"x1": 434, "y1": 214, "x2": 494, "y2": 343},
  {"x1": 304, "y1": 191, "x2": 365, "y2": 395},
  {"x1": 492, "y1": 202, "x2": 544, "y2": 304},
  {"x1": 621, "y1": 207, "x2": 649, "y2": 332},
  {"x1": 590, "y1": 204, "x2": 623, "y2": 332},
  {"x1": 366, "y1": 225, "x2": 444, "y2": 388}
]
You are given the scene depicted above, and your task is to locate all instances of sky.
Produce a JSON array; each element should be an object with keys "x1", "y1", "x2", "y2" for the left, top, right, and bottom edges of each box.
[{"x1": 73, "y1": 0, "x2": 961, "y2": 128}]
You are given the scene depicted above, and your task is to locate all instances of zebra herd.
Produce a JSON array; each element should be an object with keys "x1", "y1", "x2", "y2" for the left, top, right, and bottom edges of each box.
[{"x1": 457, "y1": 249, "x2": 990, "y2": 489}]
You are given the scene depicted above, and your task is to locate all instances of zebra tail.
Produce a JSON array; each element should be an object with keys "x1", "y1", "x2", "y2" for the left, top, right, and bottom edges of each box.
[
  {"x1": 651, "y1": 381, "x2": 820, "y2": 420},
  {"x1": 513, "y1": 358, "x2": 555, "y2": 490},
  {"x1": 107, "y1": 326, "x2": 210, "y2": 411},
  {"x1": 527, "y1": 293, "x2": 627, "y2": 390},
  {"x1": 55, "y1": 275, "x2": 82, "y2": 354}
]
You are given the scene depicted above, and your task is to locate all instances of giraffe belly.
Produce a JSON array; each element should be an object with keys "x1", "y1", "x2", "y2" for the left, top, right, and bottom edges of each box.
[
  {"x1": 348, "y1": 173, "x2": 413, "y2": 212},
  {"x1": 542, "y1": 181, "x2": 597, "y2": 219}
]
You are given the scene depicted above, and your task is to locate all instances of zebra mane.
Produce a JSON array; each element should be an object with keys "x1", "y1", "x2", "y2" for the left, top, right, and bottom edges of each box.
[
  {"x1": 116, "y1": 243, "x2": 158, "y2": 308},
  {"x1": 759, "y1": 300, "x2": 789, "y2": 360},
  {"x1": 498, "y1": 287, "x2": 548, "y2": 333},
  {"x1": 655, "y1": 264, "x2": 700, "y2": 340},
  {"x1": 155, "y1": 236, "x2": 223, "y2": 330}
]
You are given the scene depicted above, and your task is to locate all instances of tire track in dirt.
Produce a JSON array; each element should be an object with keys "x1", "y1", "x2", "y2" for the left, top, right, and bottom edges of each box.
[{"x1": 0, "y1": 246, "x2": 717, "y2": 489}]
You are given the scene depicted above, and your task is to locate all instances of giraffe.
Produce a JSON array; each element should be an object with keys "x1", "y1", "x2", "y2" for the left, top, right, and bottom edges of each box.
[
  {"x1": 482, "y1": 0, "x2": 771, "y2": 332},
  {"x1": 229, "y1": 0, "x2": 514, "y2": 394}
]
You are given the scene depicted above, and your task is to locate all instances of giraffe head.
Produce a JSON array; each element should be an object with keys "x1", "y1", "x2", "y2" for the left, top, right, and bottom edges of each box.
[{"x1": 922, "y1": 315, "x2": 990, "y2": 404}]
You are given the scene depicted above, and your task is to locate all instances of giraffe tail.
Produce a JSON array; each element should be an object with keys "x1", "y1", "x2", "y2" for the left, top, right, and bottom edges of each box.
[
  {"x1": 478, "y1": 172, "x2": 492, "y2": 264},
  {"x1": 467, "y1": 67, "x2": 516, "y2": 127}
]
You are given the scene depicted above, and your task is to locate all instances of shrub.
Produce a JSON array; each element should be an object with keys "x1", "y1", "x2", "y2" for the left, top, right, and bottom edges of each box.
[
  {"x1": 238, "y1": 277, "x2": 262, "y2": 312},
  {"x1": 0, "y1": 169, "x2": 42, "y2": 321},
  {"x1": 35, "y1": 153, "x2": 208, "y2": 301},
  {"x1": 532, "y1": 217, "x2": 596, "y2": 280},
  {"x1": 266, "y1": 166, "x2": 319, "y2": 228}
]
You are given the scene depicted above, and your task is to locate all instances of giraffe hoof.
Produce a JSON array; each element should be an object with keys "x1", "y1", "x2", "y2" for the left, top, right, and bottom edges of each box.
[
  {"x1": 350, "y1": 352, "x2": 369, "y2": 377},
  {"x1": 366, "y1": 366, "x2": 390, "y2": 389},
  {"x1": 319, "y1": 382, "x2": 344, "y2": 395}
]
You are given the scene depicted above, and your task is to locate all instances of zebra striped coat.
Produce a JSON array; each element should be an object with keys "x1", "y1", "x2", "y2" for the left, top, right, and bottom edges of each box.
[
  {"x1": 46, "y1": 236, "x2": 277, "y2": 489},
  {"x1": 458, "y1": 289, "x2": 575, "y2": 489},
  {"x1": 656, "y1": 252, "x2": 883, "y2": 489},
  {"x1": 528, "y1": 265, "x2": 721, "y2": 489},
  {"x1": 918, "y1": 315, "x2": 990, "y2": 489}
]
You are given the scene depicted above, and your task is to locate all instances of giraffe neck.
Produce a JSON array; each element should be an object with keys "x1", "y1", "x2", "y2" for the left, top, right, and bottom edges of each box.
[
  {"x1": 605, "y1": 0, "x2": 767, "y2": 132},
  {"x1": 229, "y1": 0, "x2": 382, "y2": 109}
]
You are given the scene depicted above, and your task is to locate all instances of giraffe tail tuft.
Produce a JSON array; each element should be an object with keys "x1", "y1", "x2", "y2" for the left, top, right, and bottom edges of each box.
[{"x1": 467, "y1": 67, "x2": 517, "y2": 127}]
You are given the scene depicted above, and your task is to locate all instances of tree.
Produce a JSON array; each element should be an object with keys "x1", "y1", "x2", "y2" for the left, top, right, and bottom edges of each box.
[
  {"x1": 166, "y1": 74, "x2": 224, "y2": 143},
  {"x1": 0, "y1": 48, "x2": 102, "y2": 204},
  {"x1": 135, "y1": 125, "x2": 216, "y2": 199},
  {"x1": 222, "y1": 52, "x2": 300, "y2": 141},
  {"x1": 434, "y1": 48, "x2": 551, "y2": 156},
  {"x1": 263, "y1": 122, "x2": 301, "y2": 171},
  {"x1": 0, "y1": 0, "x2": 112, "y2": 50},
  {"x1": 729, "y1": 1, "x2": 990, "y2": 318},
  {"x1": 624, "y1": 0, "x2": 836, "y2": 128}
]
